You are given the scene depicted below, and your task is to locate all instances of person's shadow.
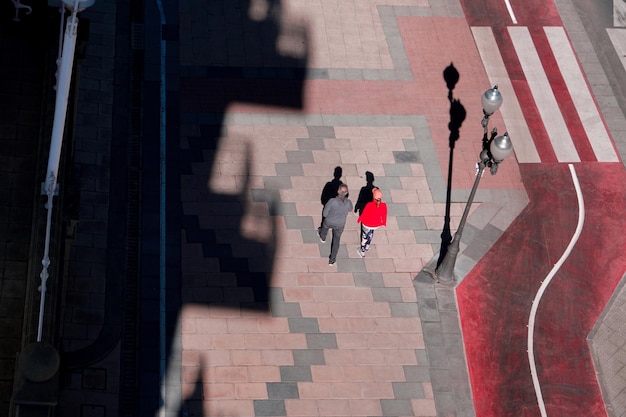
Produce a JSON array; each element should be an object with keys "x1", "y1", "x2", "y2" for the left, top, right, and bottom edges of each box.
[
  {"x1": 153, "y1": 1, "x2": 309, "y2": 415},
  {"x1": 354, "y1": 171, "x2": 375, "y2": 216},
  {"x1": 318, "y1": 166, "x2": 343, "y2": 228}
]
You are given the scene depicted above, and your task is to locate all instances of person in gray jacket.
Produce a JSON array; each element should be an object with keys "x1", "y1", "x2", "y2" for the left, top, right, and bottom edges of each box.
[{"x1": 317, "y1": 183, "x2": 353, "y2": 266}]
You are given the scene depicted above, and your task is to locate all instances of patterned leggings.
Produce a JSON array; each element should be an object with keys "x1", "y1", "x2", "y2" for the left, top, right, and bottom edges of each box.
[{"x1": 360, "y1": 225, "x2": 375, "y2": 251}]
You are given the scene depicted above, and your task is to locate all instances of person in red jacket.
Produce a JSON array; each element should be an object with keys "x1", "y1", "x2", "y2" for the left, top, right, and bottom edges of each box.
[{"x1": 356, "y1": 188, "x2": 387, "y2": 257}]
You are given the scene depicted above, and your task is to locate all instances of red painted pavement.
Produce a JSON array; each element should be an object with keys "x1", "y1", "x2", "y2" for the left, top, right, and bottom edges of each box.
[
  {"x1": 457, "y1": 162, "x2": 626, "y2": 417},
  {"x1": 458, "y1": 2, "x2": 626, "y2": 416}
]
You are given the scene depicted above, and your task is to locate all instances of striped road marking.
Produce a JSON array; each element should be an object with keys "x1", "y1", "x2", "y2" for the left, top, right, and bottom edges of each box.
[
  {"x1": 545, "y1": 27, "x2": 619, "y2": 162},
  {"x1": 472, "y1": 26, "x2": 541, "y2": 163},
  {"x1": 474, "y1": 26, "x2": 620, "y2": 164},
  {"x1": 508, "y1": 26, "x2": 581, "y2": 163}
]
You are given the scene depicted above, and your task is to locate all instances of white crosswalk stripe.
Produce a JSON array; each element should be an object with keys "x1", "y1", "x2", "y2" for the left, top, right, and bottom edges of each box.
[
  {"x1": 508, "y1": 26, "x2": 581, "y2": 163},
  {"x1": 545, "y1": 26, "x2": 618, "y2": 162},
  {"x1": 472, "y1": 26, "x2": 540, "y2": 164},
  {"x1": 473, "y1": 25, "x2": 619, "y2": 164}
]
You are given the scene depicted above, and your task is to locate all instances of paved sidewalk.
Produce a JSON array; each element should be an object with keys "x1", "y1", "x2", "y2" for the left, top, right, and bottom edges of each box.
[{"x1": 1, "y1": 0, "x2": 625, "y2": 416}]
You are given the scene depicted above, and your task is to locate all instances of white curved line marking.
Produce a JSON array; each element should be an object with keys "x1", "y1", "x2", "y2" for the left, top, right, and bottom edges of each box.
[
  {"x1": 504, "y1": 0, "x2": 518, "y2": 24},
  {"x1": 527, "y1": 164, "x2": 584, "y2": 417}
]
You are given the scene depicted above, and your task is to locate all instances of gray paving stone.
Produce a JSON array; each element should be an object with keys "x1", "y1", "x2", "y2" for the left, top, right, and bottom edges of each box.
[
  {"x1": 287, "y1": 318, "x2": 319, "y2": 333},
  {"x1": 267, "y1": 382, "x2": 299, "y2": 399},
  {"x1": 380, "y1": 398, "x2": 413, "y2": 416},
  {"x1": 305, "y1": 333, "x2": 337, "y2": 349},
  {"x1": 292, "y1": 349, "x2": 325, "y2": 366},
  {"x1": 279, "y1": 366, "x2": 312, "y2": 382},
  {"x1": 254, "y1": 399, "x2": 286, "y2": 416}
]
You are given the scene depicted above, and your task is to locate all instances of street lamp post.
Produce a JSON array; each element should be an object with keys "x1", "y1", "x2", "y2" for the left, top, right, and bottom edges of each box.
[
  {"x1": 36, "y1": 0, "x2": 94, "y2": 343},
  {"x1": 428, "y1": 86, "x2": 513, "y2": 285}
]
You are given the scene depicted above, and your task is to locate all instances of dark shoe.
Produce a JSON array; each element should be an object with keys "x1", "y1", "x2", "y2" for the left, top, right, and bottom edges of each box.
[
  {"x1": 328, "y1": 259, "x2": 336, "y2": 266},
  {"x1": 317, "y1": 228, "x2": 326, "y2": 243}
]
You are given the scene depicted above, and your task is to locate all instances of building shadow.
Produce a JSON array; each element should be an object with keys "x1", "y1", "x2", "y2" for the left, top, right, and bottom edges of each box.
[{"x1": 146, "y1": 1, "x2": 309, "y2": 416}]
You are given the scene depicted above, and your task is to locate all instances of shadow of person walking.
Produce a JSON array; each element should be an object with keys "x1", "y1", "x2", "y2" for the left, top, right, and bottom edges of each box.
[
  {"x1": 354, "y1": 171, "x2": 376, "y2": 216},
  {"x1": 319, "y1": 166, "x2": 343, "y2": 229}
]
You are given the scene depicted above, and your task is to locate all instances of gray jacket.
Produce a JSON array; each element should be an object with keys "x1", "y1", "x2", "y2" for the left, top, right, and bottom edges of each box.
[{"x1": 322, "y1": 196, "x2": 353, "y2": 227}]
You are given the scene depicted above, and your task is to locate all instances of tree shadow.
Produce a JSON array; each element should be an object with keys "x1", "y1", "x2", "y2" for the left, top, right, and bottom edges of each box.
[{"x1": 437, "y1": 63, "x2": 466, "y2": 267}]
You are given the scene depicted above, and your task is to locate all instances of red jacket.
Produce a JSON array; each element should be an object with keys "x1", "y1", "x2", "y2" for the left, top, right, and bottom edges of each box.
[{"x1": 357, "y1": 200, "x2": 387, "y2": 227}]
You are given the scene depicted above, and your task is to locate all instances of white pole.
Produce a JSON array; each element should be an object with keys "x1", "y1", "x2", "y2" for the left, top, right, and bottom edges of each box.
[{"x1": 37, "y1": 7, "x2": 80, "y2": 342}]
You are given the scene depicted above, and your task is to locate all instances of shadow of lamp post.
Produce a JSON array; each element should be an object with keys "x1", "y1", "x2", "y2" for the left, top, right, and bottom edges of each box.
[{"x1": 424, "y1": 85, "x2": 513, "y2": 285}]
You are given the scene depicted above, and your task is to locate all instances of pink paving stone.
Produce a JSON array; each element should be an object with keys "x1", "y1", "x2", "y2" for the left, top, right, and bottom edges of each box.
[
  {"x1": 382, "y1": 272, "x2": 415, "y2": 287},
  {"x1": 260, "y1": 349, "x2": 295, "y2": 366},
  {"x1": 181, "y1": 382, "x2": 196, "y2": 399},
  {"x1": 312, "y1": 287, "x2": 373, "y2": 302},
  {"x1": 318, "y1": 316, "x2": 388, "y2": 333},
  {"x1": 256, "y1": 316, "x2": 290, "y2": 333},
  {"x1": 295, "y1": 272, "x2": 326, "y2": 286},
  {"x1": 274, "y1": 257, "x2": 309, "y2": 273},
  {"x1": 181, "y1": 317, "x2": 196, "y2": 333},
  {"x1": 362, "y1": 257, "x2": 397, "y2": 272},
  {"x1": 230, "y1": 350, "x2": 263, "y2": 366},
  {"x1": 212, "y1": 333, "x2": 246, "y2": 349},
  {"x1": 203, "y1": 383, "x2": 236, "y2": 400},
  {"x1": 358, "y1": 302, "x2": 392, "y2": 317},
  {"x1": 193, "y1": 317, "x2": 228, "y2": 333},
  {"x1": 325, "y1": 301, "x2": 389, "y2": 318},
  {"x1": 214, "y1": 366, "x2": 249, "y2": 382},
  {"x1": 182, "y1": 350, "x2": 201, "y2": 366},
  {"x1": 274, "y1": 332, "x2": 308, "y2": 349},
  {"x1": 329, "y1": 382, "x2": 363, "y2": 398},
  {"x1": 360, "y1": 382, "x2": 395, "y2": 398},
  {"x1": 389, "y1": 188, "x2": 421, "y2": 203},
  {"x1": 367, "y1": 333, "x2": 424, "y2": 349},
  {"x1": 182, "y1": 365, "x2": 201, "y2": 384},
  {"x1": 234, "y1": 382, "x2": 268, "y2": 399},
  {"x1": 272, "y1": 271, "x2": 300, "y2": 287},
  {"x1": 297, "y1": 382, "x2": 332, "y2": 399},
  {"x1": 334, "y1": 333, "x2": 372, "y2": 349},
  {"x1": 242, "y1": 334, "x2": 276, "y2": 349},
  {"x1": 247, "y1": 365, "x2": 281, "y2": 382},
  {"x1": 316, "y1": 399, "x2": 352, "y2": 416},
  {"x1": 280, "y1": 188, "x2": 321, "y2": 202},
  {"x1": 393, "y1": 257, "x2": 425, "y2": 272},
  {"x1": 284, "y1": 243, "x2": 322, "y2": 258},
  {"x1": 182, "y1": 333, "x2": 214, "y2": 350},
  {"x1": 294, "y1": 201, "x2": 325, "y2": 216},
  {"x1": 225, "y1": 318, "x2": 260, "y2": 333},
  {"x1": 401, "y1": 286, "x2": 419, "y2": 302},
  {"x1": 205, "y1": 399, "x2": 254, "y2": 417},
  {"x1": 342, "y1": 364, "x2": 375, "y2": 381},
  {"x1": 299, "y1": 302, "x2": 331, "y2": 317},
  {"x1": 375, "y1": 243, "x2": 408, "y2": 258},
  {"x1": 423, "y1": 382, "x2": 434, "y2": 399},
  {"x1": 348, "y1": 399, "x2": 384, "y2": 416},
  {"x1": 324, "y1": 349, "x2": 385, "y2": 365},
  {"x1": 205, "y1": 349, "x2": 231, "y2": 366},
  {"x1": 339, "y1": 150, "x2": 369, "y2": 164},
  {"x1": 282, "y1": 286, "x2": 315, "y2": 301},
  {"x1": 387, "y1": 230, "x2": 419, "y2": 244},
  {"x1": 370, "y1": 365, "x2": 408, "y2": 382},
  {"x1": 310, "y1": 365, "x2": 346, "y2": 382},
  {"x1": 412, "y1": 399, "x2": 438, "y2": 416},
  {"x1": 284, "y1": 399, "x2": 321, "y2": 416}
]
